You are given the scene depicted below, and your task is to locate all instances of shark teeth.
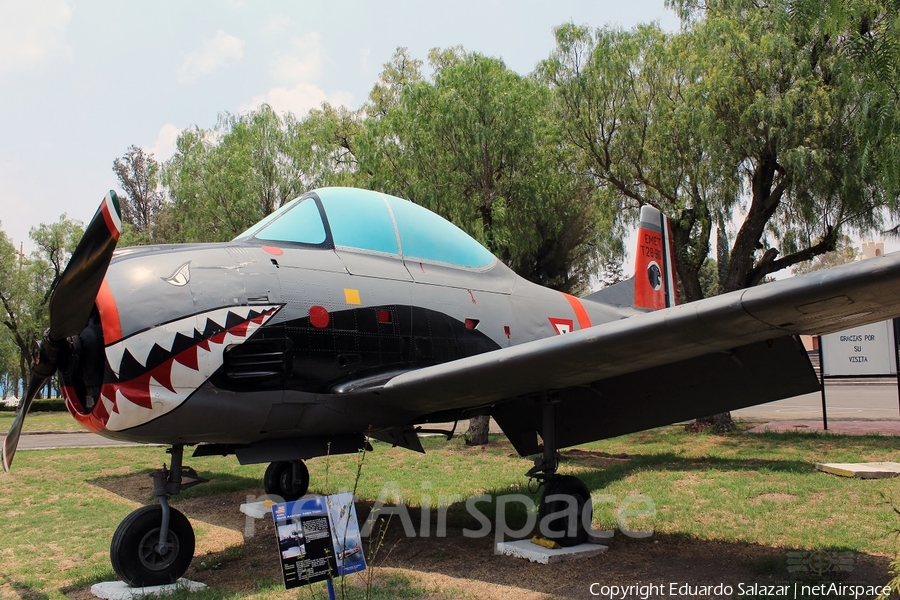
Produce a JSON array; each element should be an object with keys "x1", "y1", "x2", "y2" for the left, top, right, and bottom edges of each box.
[{"x1": 100, "y1": 305, "x2": 280, "y2": 432}]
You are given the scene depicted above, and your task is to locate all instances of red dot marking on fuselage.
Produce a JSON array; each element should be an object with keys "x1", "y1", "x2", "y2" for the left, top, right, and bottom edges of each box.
[
  {"x1": 310, "y1": 305, "x2": 330, "y2": 328},
  {"x1": 262, "y1": 246, "x2": 284, "y2": 256}
]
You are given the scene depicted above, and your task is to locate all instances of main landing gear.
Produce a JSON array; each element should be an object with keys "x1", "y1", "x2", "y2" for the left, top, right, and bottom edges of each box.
[
  {"x1": 110, "y1": 445, "x2": 207, "y2": 586},
  {"x1": 527, "y1": 396, "x2": 592, "y2": 546},
  {"x1": 263, "y1": 460, "x2": 309, "y2": 501}
]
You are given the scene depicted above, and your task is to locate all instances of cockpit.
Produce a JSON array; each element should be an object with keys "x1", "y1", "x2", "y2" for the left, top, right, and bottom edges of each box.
[{"x1": 236, "y1": 187, "x2": 497, "y2": 270}]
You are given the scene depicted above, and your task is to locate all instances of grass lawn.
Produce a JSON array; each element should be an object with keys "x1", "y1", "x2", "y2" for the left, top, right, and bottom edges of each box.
[
  {"x1": 2, "y1": 423, "x2": 900, "y2": 598},
  {"x1": 0, "y1": 408, "x2": 84, "y2": 432}
]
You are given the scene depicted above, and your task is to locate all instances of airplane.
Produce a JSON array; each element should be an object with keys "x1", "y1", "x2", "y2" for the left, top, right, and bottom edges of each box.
[{"x1": 5, "y1": 186, "x2": 900, "y2": 586}]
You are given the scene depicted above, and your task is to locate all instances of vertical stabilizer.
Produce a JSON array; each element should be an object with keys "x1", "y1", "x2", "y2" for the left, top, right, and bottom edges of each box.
[{"x1": 633, "y1": 205, "x2": 679, "y2": 310}]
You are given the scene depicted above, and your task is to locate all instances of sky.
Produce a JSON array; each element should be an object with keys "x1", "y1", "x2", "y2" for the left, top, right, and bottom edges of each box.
[{"x1": 0, "y1": 0, "x2": 680, "y2": 255}]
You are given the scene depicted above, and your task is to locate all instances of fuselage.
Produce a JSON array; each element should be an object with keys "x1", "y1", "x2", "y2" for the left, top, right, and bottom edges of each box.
[{"x1": 60, "y1": 188, "x2": 632, "y2": 446}]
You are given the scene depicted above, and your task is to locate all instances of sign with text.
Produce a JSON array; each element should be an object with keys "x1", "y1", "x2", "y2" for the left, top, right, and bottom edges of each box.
[
  {"x1": 821, "y1": 320, "x2": 897, "y2": 377},
  {"x1": 272, "y1": 492, "x2": 366, "y2": 589}
]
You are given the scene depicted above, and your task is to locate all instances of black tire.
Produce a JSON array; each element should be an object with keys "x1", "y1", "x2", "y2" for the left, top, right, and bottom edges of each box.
[
  {"x1": 110, "y1": 505, "x2": 195, "y2": 587},
  {"x1": 538, "y1": 475, "x2": 592, "y2": 547},
  {"x1": 264, "y1": 460, "x2": 309, "y2": 501}
]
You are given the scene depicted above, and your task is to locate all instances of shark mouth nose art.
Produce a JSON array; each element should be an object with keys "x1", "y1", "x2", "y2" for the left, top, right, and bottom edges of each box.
[{"x1": 92, "y1": 305, "x2": 281, "y2": 432}]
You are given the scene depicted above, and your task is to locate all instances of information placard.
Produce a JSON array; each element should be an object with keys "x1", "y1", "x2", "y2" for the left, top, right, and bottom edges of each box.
[
  {"x1": 272, "y1": 492, "x2": 366, "y2": 589},
  {"x1": 821, "y1": 320, "x2": 897, "y2": 377}
]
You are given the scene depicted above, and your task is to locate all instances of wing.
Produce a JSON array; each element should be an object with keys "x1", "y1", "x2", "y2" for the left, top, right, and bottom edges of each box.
[{"x1": 328, "y1": 252, "x2": 900, "y2": 454}]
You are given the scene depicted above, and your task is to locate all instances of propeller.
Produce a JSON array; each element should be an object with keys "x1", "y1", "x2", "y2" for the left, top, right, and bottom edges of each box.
[{"x1": 3, "y1": 191, "x2": 122, "y2": 472}]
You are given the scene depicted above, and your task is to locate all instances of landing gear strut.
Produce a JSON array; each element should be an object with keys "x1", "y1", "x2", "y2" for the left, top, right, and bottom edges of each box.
[
  {"x1": 264, "y1": 460, "x2": 309, "y2": 501},
  {"x1": 526, "y1": 396, "x2": 592, "y2": 546},
  {"x1": 110, "y1": 445, "x2": 207, "y2": 586}
]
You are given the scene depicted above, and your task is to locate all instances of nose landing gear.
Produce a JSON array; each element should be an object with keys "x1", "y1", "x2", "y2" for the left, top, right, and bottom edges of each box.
[{"x1": 110, "y1": 445, "x2": 208, "y2": 587}]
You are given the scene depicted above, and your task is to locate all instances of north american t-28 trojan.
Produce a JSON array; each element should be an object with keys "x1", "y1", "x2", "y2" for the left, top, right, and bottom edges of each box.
[{"x1": 5, "y1": 187, "x2": 900, "y2": 585}]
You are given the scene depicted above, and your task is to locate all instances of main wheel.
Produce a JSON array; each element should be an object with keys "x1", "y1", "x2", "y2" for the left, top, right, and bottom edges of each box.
[
  {"x1": 538, "y1": 475, "x2": 592, "y2": 547},
  {"x1": 111, "y1": 505, "x2": 195, "y2": 587},
  {"x1": 264, "y1": 460, "x2": 309, "y2": 501}
]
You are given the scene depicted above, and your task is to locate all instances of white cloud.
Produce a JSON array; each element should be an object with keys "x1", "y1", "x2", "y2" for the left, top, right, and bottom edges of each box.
[
  {"x1": 0, "y1": 0, "x2": 72, "y2": 74},
  {"x1": 244, "y1": 83, "x2": 353, "y2": 117},
  {"x1": 265, "y1": 13, "x2": 294, "y2": 35},
  {"x1": 177, "y1": 30, "x2": 243, "y2": 83},
  {"x1": 272, "y1": 33, "x2": 324, "y2": 84},
  {"x1": 148, "y1": 123, "x2": 182, "y2": 162},
  {"x1": 243, "y1": 31, "x2": 353, "y2": 117}
]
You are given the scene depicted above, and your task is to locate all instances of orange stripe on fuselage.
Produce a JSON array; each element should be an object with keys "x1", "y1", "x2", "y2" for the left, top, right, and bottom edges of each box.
[
  {"x1": 562, "y1": 293, "x2": 592, "y2": 329},
  {"x1": 96, "y1": 278, "x2": 122, "y2": 344}
]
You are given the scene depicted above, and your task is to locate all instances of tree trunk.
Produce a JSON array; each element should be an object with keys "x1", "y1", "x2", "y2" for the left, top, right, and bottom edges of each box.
[
  {"x1": 685, "y1": 412, "x2": 736, "y2": 433},
  {"x1": 465, "y1": 415, "x2": 490, "y2": 446}
]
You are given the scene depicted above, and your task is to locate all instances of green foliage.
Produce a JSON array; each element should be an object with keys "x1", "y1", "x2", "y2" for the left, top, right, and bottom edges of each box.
[
  {"x1": 355, "y1": 48, "x2": 616, "y2": 293},
  {"x1": 0, "y1": 217, "x2": 83, "y2": 394},
  {"x1": 113, "y1": 145, "x2": 166, "y2": 239},
  {"x1": 697, "y1": 258, "x2": 720, "y2": 297},
  {"x1": 792, "y1": 235, "x2": 860, "y2": 275},
  {"x1": 163, "y1": 104, "x2": 337, "y2": 242},
  {"x1": 539, "y1": 22, "x2": 736, "y2": 301},
  {"x1": 542, "y1": 2, "x2": 899, "y2": 300}
]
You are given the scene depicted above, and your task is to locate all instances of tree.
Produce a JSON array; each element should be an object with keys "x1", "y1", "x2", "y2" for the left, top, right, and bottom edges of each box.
[
  {"x1": 542, "y1": 3, "x2": 899, "y2": 431},
  {"x1": 356, "y1": 48, "x2": 618, "y2": 295},
  {"x1": 113, "y1": 145, "x2": 166, "y2": 244},
  {"x1": 164, "y1": 104, "x2": 330, "y2": 242},
  {"x1": 791, "y1": 235, "x2": 860, "y2": 275},
  {"x1": 0, "y1": 217, "x2": 83, "y2": 396}
]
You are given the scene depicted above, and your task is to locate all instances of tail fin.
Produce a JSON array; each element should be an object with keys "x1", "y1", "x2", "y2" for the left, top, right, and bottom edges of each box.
[
  {"x1": 585, "y1": 205, "x2": 679, "y2": 311},
  {"x1": 633, "y1": 205, "x2": 679, "y2": 310}
]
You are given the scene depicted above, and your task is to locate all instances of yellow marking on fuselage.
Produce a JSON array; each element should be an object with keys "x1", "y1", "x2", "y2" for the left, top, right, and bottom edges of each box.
[{"x1": 344, "y1": 288, "x2": 361, "y2": 305}]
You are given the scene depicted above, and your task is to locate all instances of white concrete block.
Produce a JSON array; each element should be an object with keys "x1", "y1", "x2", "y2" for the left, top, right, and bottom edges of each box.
[
  {"x1": 91, "y1": 579, "x2": 206, "y2": 599},
  {"x1": 240, "y1": 499, "x2": 275, "y2": 519},
  {"x1": 815, "y1": 462, "x2": 900, "y2": 479},
  {"x1": 496, "y1": 539, "x2": 607, "y2": 564}
]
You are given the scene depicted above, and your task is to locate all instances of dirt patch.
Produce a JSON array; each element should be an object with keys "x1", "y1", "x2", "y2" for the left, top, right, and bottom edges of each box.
[{"x1": 63, "y1": 489, "x2": 893, "y2": 600}]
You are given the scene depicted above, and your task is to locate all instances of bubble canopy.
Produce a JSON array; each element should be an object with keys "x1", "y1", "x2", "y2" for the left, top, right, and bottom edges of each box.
[{"x1": 236, "y1": 187, "x2": 496, "y2": 269}]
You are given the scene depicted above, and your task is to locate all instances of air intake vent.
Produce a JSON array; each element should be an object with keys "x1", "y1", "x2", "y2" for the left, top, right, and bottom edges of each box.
[{"x1": 223, "y1": 337, "x2": 292, "y2": 382}]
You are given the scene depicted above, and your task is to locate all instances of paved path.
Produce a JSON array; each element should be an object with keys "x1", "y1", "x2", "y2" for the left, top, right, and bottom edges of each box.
[
  {"x1": 746, "y1": 419, "x2": 900, "y2": 435},
  {"x1": 0, "y1": 431, "x2": 143, "y2": 450},
  {"x1": 733, "y1": 380, "x2": 900, "y2": 421}
]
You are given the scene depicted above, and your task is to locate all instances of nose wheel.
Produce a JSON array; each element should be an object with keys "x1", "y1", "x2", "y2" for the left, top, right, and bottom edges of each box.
[
  {"x1": 111, "y1": 505, "x2": 195, "y2": 587},
  {"x1": 109, "y1": 444, "x2": 206, "y2": 586},
  {"x1": 264, "y1": 460, "x2": 309, "y2": 501}
]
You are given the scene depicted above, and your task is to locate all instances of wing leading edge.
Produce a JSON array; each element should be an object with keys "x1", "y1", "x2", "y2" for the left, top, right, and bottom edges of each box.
[{"x1": 328, "y1": 252, "x2": 900, "y2": 451}]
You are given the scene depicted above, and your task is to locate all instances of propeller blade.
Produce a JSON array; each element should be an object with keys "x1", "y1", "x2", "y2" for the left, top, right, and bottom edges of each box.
[
  {"x1": 49, "y1": 191, "x2": 122, "y2": 341},
  {"x1": 2, "y1": 372, "x2": 50, "y2": 472},
  {"x1": 4, "y1": 192, "x2": 123, "y2": 472}
]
